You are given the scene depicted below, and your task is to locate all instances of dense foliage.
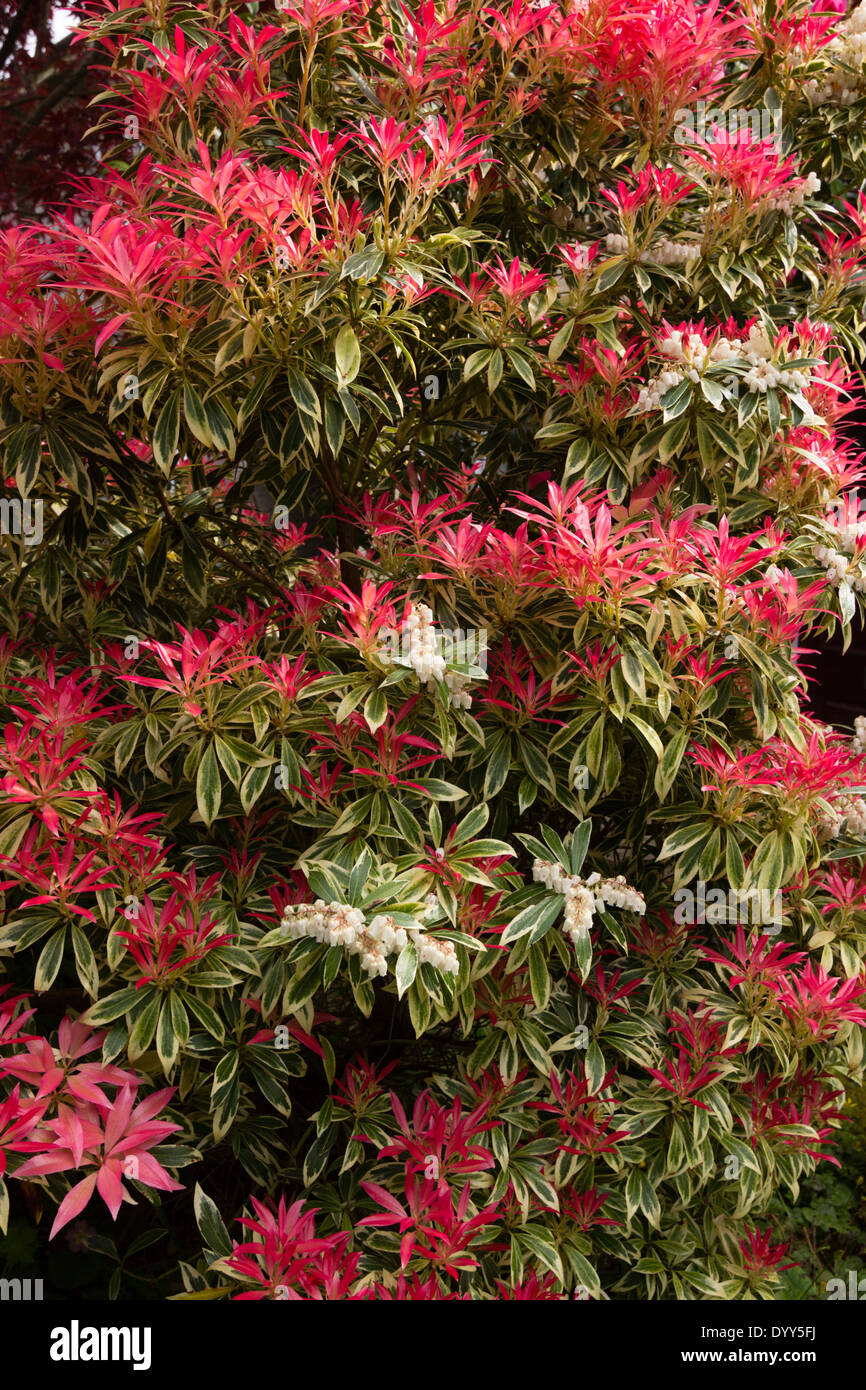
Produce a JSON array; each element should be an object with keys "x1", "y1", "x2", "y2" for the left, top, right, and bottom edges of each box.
[{"x1": 2, "y1": 0, "x2": 866, "y2": 1299}]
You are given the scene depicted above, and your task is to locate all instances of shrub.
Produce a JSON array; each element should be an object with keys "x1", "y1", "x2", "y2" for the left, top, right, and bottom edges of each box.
[{"x1": 1, "y1": 0, "x2": 866, "y2": 1300}]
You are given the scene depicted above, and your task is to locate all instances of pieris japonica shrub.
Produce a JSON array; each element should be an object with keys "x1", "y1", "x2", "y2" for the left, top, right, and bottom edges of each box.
[{"x1": 1, "y1": 0, "x2": 866, "y2": 1301}]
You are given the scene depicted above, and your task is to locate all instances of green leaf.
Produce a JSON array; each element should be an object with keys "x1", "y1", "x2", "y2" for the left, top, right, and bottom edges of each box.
[
  {"x1": 185, "y1": 993, "x2": 225, "y2": 1041},
  {"x1": 639, "y1": 1174, "x2": 661, "y2": 1227},
  {"x1": 412, "y1": 778, "x2": 467, "y2": 802},
  {"x1": 395, "y1": 941, "x2": 418, "y2": 999},
  {"x1": 10, "y1": 424, "x2": 41, "y2": 495},
  {"x1": 463, "y1": 348, "x2": 491, "y2": 381},
  {"x1": 508, "y1": 350, "x2": 535, "y2": 387},
  {"x1": 44, "y1": 425, "x2": 89, "y2": 499},
  {"x1": 501, "y1": 895, "x2": 562, "y2": 946},
  {"x1": 34, "y1": 928, "x2": 66, "y2": 992},
  {"x1": 518, "y1": 776, "x2": 537, "y2": 813},
  {"x1": 183, "y1": 381, "x2": 212, "y2": 446},
  {"x1": 726, "y1": 833, "x2": 746, "y2": 890},
  {"x1": 621, "y1": 648, "x2": 646, "y2": 700},
  {"x1": 324, "y1": 395, "x2": 346, "y2": 456},
  {"x1": 194, "y1": 1185, "x2": 233, "y2": 1257},
  {"x1": 626, "y1": 713, "x2": 663, "y2": 760},
  {"x1": 241, "y1": 762, "x2": 271, "y2": 813},
  {"x1": 566, "y1": 1250, "x2": 601, "y2": 1298},
  {"x1": 487, "y1": 348, "x2": 504, "y2": 393},
  {"x1": 152, "y1": 390, "x2": 181, "y2": 473},
  {"x1": 527, "y1": 944, "x2": 550, "y2": 1010},
  {"x1": 654, "y1": 727, "x2": 689, "y2": 800},
  {"x1": 70, "y1": 924, "x2": 99, "y2": 997},
  {"x1": 517, "y1": 1226, "x2": 564, "y2": 1282},
  {"x1": 658, "y1": 822, "x2": 713, "y2": 861},
  {"x1": 287, "y1": 368, "x2": 322, "y2": 422},
  {"x1": 569, "y1": 820, "x2": 592, "y2": 875},
  {"x1": 0, "y1": 815, "x2": 31, "y2": 861},
  {"x1": 169, "y1": 992, "x2": 190, "y2": 1049},
  {"x1": 548, "y1": 318, "x2": 574, "y2": 362},
  {"x1": 341, "y1": 246, "x2": 384, "y2": 281},
  {"x1": 335, "y1": 325, "x2": 361, "y2": 384},
  {"x1": 156, "y1": 997, "x2": 179, "y2": 1074},
  {"x1": 584, "y1": 1039, "x2": 606, "y2": 1094},
  {"x1": 520, "y1": 739, "x2": 555, "y2": 794},
  {"x1": 303, "y1": 1132, "x2": 335, "y2": 1187},
  {"x1": 348, "y1": 848, "x2": 372, "y2": 904},
  {"x1": 452, "y1": 803, "x2": 489, "y2": 845},
  {"x1": 196, "y1": 742, "x2": 222, "y2": 827},
  {"x1": 82, "y1": 987, "x2": 140, "y2": 1027},
  {"x1": 213, "y1": 736, "x2": 242, "y2": 788},
  {"x1": 483, "y1": 736, "x2": 511, "y2": 798},
  {"x1": 128, "y1": 990, "x2": 161, "y2": 1060},
  {"x1": 363, "y1": 687, "x2": 388, "y2": 733}
]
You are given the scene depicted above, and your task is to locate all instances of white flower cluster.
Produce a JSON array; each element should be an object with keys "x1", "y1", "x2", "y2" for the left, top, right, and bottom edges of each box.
[
  {"x1": 818, "y1": 795, "x2": 866, "y2": 838},
  {"x1": 635, "y1": 367, "x2": 688, "y2": 413},
  {"x1": 280, "y1": 899, "x2": 459, "y2": 978},
  {"x1": 802, "y1": 3, "x2": 866, "y2": 105},
  {"x1": 605, "y1": 233, "x2": 700, "y2": 266},
  {"x1": 402, "y1": 603, "x2": 446, "y2": 684},
  {"x1": 445, "y1": 670, "x2": 473, "y2": 709},
  {"x1": 853, "y1": 716, "x2": 866, "y2": 755},
  {"x1": 635, "y1": 323, "x2": 814, "y2": 413},
  {"x1": 410, "y1": 925, "x2": 460, "y2": 974},
  {"x1": 531, "y1": 858, "x2": 645, "y2": 947},
  {"x1": 813, "y1": 509, "x2": 866, "y2": 593},
  {"x1": 813, "y1": 543, "x2": 866, "y2": 592},
  {"x1": 765, "y1": 171, "x2": 821, "y2": 215},
  {"x1": 400, "y1": 603, "x2": 475, "y2": 709},
  {"x1": 827, "y1": 509, "x2": 866, "y2": 554}
]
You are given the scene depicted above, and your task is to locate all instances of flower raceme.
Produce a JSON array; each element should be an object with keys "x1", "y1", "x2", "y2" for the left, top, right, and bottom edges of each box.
[
  {"x1": 532, "y1": 857, "x2": 645, "y2": 946},
  {"x1": 280, "y1": 897, "x2": 459, "y2": 979}
]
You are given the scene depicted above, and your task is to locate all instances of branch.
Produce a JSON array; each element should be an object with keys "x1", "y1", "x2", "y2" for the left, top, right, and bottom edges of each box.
[
  {"x1": 0, "y1": 0, "x2": 37, "y2": 73},
  {"x1": 196, "y1": 531, "x2": 290, "y2": 603},
  {"x1": 17, "y1": 48, "x2": 93, "y2": 133},
  {"x1": 145, "y1": 469, "x2": 291, "y2": 603}
]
